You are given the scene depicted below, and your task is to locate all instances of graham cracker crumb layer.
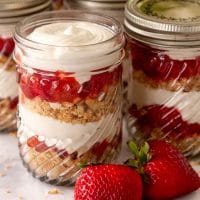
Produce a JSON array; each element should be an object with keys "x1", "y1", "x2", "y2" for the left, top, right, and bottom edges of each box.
[
  {"x1": 133, "y1": 70, "x2": 200, "y2": 92},
  {"x1": 21, "y1": 84, "x2": 122, "y2": 124},
  {"x1": 0, "y1": 55, "x2": 16, "y2": 71}
]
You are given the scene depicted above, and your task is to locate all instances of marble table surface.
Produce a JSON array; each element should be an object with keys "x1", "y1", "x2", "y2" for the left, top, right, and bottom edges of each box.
[{"x1": 0, "y1": 126, "x2": 199, "y2": 200}]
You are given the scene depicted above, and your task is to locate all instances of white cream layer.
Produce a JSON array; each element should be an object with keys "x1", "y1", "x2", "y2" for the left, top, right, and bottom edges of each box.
[
  {"x1": 0, "y1": 66, "x2": 18, "y2": 99},
  {"x1": 16, "y1": 22, "x2": 121, "y2": 82},
  {"x1": 18, "y1": 105, "x2": 121, "y2": 155},
  {"x1": 128, "y1": 79, "x2": 200, "y2": 124}
]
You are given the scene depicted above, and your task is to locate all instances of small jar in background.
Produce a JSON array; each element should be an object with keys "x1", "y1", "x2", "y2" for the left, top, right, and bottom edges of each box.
[
  {"x1": 125, "y1": 0, "x2": 200, "y2": 158},
  {"x1": 65, "y1": 0, "x2": 126, "y2": 23},
  {"x1": 52, "y1": 0, "x2": 64, "y2": 10},
  {"x1": 14, "y1": 11, "x2": 124, "y2": 185},
  {"x1": 0, "y1": 0, "x2": 51, "y2": 132}
]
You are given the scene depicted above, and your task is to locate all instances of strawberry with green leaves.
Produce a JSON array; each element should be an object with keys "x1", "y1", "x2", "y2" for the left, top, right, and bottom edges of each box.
[
  {"x1": 74, "y1": 140, "x2": 199, "y2": 200},
  {"x1": 127, "y1": 140, "x2": 200, "y2": 200}
]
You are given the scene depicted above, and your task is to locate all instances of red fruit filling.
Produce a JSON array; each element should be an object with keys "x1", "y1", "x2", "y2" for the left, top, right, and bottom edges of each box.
[
  {"x1": 130, "y1": 41, "x2": 200, "y2": 81},
  {"x1": 9, "y1": 96, "x2": 18, "y2": 109},
  {"x1": 18, "y1": 65, "x2": 122, "y2": 103},
  {"x1": 92, "y1": 139, "x2": 109, "y2": 159},
  {"x1": 0, "y1": 37, "x2": 15, "y2": 57},
  {"x1": 129, "y1": 104, "x2": 200, "y2": 139},
  {"x1": 26, "y1": 136, "x2": 116, "y2": 160},
  {"x1": 27, "y1": 136, "x2": 69, "y2": 157}
]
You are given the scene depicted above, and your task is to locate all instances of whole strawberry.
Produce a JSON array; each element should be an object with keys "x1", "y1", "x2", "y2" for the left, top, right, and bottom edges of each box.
[
  {"x1": 127, "y1": 140, "x2": 200, "y2": 200},
  {"x1": 75, "y1": 164, "x2": 142, "y2": 200}
]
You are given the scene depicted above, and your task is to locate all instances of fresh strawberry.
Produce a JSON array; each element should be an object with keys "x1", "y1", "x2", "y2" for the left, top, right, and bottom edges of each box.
[
  {"x1": 75, "y1": 164, "x2": 142, "y2": 200},
  {"x1": 127, "y1": 140, "x2": 200, "y2": 200}
]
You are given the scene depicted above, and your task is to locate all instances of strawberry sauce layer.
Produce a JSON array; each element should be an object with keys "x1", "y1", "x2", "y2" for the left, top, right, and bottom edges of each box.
[
  {"x1": 130, "y1": 41, "x2": 200, "y2": 82},
  {"x1": 0, "y1": 37, "x2": 15, "y2": 57},
  {"x1": 18, "y1": 66, "x2": 122, "y2": 103},
  {"x1": 129, "y1": 104, "x2": 200, "y2": 139}
]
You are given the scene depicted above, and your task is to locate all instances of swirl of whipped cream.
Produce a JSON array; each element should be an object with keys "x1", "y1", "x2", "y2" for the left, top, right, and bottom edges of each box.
[
  {"x1": 16, "y1": 21, "x2": 122, "y2": 75},
  {"x1": 28, "y1": 22, "x2": 113, "y2": 46}
]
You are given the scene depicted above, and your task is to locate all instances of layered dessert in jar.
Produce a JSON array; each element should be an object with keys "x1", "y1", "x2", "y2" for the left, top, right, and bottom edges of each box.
[
  {"x1": 0, "y1": 26, "x2": 18, "y2": 131},
  {"x1": 125, "y1": 0, "x2": 200, "y2": 157},
  {"x1": 14, "y1": 11, "x2": 124, "y2": 185},
  {"x1": 0, "y1": 0, "x2": 51, "y2": 132}
]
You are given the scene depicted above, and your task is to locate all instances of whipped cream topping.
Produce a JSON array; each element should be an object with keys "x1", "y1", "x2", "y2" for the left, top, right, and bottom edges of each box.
[
  {"x1": 28, "y1": 22, "x2": 113, "y2": 46},
  {"x1": 0, "y1": 67, "x2": 18, "y2": 99},
  {"x1": 128, "y1": 79, "x2": 200, "y2": 124},
  {"x1": 18, "y1": 105, "x2": 121, "y2": 155},
  {"x1": 16, "y1": 21, "x2": 122, "y2": 76}
]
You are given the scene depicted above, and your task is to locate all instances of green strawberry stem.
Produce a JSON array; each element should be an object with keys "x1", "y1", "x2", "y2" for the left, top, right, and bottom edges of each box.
[{"x1": 125, "y1": 141, "x2": 152, "y2": 175}]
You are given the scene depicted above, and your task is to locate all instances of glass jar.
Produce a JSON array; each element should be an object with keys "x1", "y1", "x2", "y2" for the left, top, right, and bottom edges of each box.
[
  {"x1": 0, "y1": 0, "x2": 51, "y2": 132},
  {"x1": 125, "y1": 0, "x2": 200, "y2": 158},
  {"x1": 14, "y1": 11, "x2": 124, "y2": 185}
]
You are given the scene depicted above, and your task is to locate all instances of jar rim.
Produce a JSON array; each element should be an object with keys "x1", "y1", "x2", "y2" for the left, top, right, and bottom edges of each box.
[
  {"x1": 67, "y1": 0, "x2": 127, "y2": 9},
  {"x1": 14, "y1": 10, "x2": 124, "y2": 49},
  {"x1": 124, "y1": 0, "x2": 200, "y2": 45},
  {"x1": 0, "y1": 0, "x2": 50, "y2": 20}
]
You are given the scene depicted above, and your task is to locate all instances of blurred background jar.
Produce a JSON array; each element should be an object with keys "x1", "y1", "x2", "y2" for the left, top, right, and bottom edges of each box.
[
  {"x1": 0, "y1": 0, "x2": 51, "y2": 132},
  {"x1": 125, "y1": 0, "x2": 200, "y2": 158},
  {"x1": 52, "y1": 0, "x2": 64, "y2": 10},
  {"x1": 65, "y1": 0, "x2": 130, "y2": 106},
  {"x1": 65, "y1": 0, "x2": 126, "y2": 23}
]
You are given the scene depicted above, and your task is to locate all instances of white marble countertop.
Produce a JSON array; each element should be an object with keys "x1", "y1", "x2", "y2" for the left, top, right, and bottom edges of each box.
[{"x1": 0, "y1": 127, "x2": 199, "y2": 200}]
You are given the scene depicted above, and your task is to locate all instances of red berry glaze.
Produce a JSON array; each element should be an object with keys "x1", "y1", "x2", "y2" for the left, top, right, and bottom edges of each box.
[
  {"x1": 75, "y1": 164, "x2": 142, "y2": 200},
  {"x1": 18, "y1": 65, "x2": 122, "y2": 103},
  {"x1": 9, "y1": 96, "x2": 18, "y2": 109},
  {"x1": 0, "y1": 37, "x2": 15, "y2": 56},
  {"x1": 130, "y1": 41, "x2": 200, "y2": 81},
  {"x1": 129, "y1": 104, "x2": 200, "y2": 138},
  {"x1": 144, "y1": 140, "x2": 200, "y2": 199},
  {"x1": 92, "y1": 139, "x2": 109, "y2": 159}
]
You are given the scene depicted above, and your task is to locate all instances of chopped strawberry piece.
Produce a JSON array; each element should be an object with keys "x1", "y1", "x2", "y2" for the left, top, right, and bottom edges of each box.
[{"x1": 27, "y1": 136, "x2": 40, "y2": 148}]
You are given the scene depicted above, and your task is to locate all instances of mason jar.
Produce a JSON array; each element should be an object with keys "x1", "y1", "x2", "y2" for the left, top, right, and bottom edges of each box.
[
  {"x1": 125, "y1": 0, "x2": 200, "y2": 158},
  {"x1": 14, "y1": 11, "x2": 124, "y2": 185},
  {"x1": 0, "y1": 0, "x2": 50, "y2": 132}
]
